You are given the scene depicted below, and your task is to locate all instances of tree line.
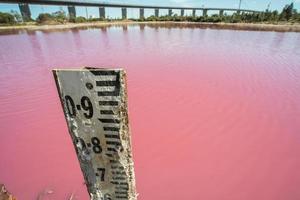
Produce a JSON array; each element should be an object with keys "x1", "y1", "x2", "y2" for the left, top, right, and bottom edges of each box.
[
  {"x1": 141, "y1": 3, "x2": 300, "y2": 23},
  {"x1": 0, "y1": 3, "x2": 299, "y2": 25}
]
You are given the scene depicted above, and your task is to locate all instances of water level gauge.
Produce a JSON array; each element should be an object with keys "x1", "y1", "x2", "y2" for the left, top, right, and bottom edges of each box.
[{"x1": 53, "y1": 68, "x2": 137, "y2": 200}]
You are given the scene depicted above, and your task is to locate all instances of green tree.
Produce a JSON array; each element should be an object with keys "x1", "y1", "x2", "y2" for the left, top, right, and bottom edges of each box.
[
  {"x1": 0, "y1": 12, "x2": 16, "y2": 24},
  {"x1": 52, "y1": 10, "x2": 67, "y2": 23},
  {"x1": 10, "y1": 10, "x2": 22, "y2": 23},
  {"x1": 280, "y1": 3, "x2": 294, "y2": 20},
  {"x1": 75, "y1": 16, "x2": 87, "y2": 23},
  {"x1": 36, "y1": 13, "x2": 53, "y2": 23}
]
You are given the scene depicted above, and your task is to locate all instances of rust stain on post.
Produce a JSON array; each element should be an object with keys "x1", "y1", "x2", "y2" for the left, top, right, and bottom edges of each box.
[{"x1": 53, "y1": 68, "x2": 137, "y2": 200}]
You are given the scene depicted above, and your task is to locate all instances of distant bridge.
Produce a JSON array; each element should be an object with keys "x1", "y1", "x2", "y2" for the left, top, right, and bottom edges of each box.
[{"x1": 0, "y1": 0, "x2": 262, "y2": 21}]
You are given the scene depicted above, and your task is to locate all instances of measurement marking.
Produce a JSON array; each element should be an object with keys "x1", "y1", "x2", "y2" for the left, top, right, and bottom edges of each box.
[
  {"x1": 104, "y1": 127, "x2": 120, "y2": 131},
  {"x1": 92, "y1": 70, "x2": 120, "y2": 96},
  {"x1": 115, "y1": 191, "x2": 128, "y2": 195},
  {"x1": 106, "y1": 141, "x2": 121, "y2": 146},
  {"x1": 96, "y1": 80, "x2": 118, "y2": 86},
  {"x1": 111, "y1": 165, "x2": 124, "y2": 170},
  {"x1": 97, "y1": 91, "x2": 119, "y2": 96},
  {"x1": 76, "y1": 105, "x2": 81, "y2": 110},
  {"x1": 116, "y1": 186, "x2": 129, "y2": 190},
  {"x1": 110, "y1": 181, "x2": 120, "y2": 185},
  {"x1": 111, "y1": 181, "x2": 128, "y2": 185},
  {"x1": 116, "y1": 191, "x2": 128, "y2": 194},
  {"x1": 110, "y1": 160, "x2": 118, "y2": 163},
  {"x1": 99, "y1": 118, "x2": 120, "y2": 123},
  {"x1": 116, "y1": 195, "x2": 128, "y2": 199},
  {"x1": 99, "y1": 101, "x2": 119, "y2": 106},
  {"x1": 112, "y1": 177, "x2": 126, "y2": 180},
  {"x1": 107, "y1": 147, "x2": 117, "y2": 152},
  {"x1": 87, "y1": 143, "x2": 91, "y2": 147},
  {"x1": 90, "y1": 70, "x2": 118, "y2": 76},
  {"x1": 105, "y1": 134, "x2": 120, "y2": 139},
  {"x1": 112, "y1": 171, "x2": 126, "y2": 175},
  {"x1": 100, "y1": 110, "x2": 115, "y2": 115},
  {"x1": 111, "y1": 166, "x2": 125, "y2": 171},
  {"x1": 106, "y1": 153, "x2": 113, "y2": 157},
  {"x1": 116, "y1": 189, "x2": 129, "y2": 193},
  {"x1": 112, "y1": 172, "x2": 126, "y2": 176}
]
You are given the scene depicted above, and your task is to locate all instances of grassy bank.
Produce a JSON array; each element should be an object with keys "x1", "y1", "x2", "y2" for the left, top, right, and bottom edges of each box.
[{"x1": 1, "y1": 21, "x2": 300, "y2": 33}]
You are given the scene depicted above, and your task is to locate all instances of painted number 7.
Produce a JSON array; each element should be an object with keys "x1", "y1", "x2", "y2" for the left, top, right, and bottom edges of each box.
[{"x1": 97, "y1": 168, "x2": 105, "y2": 181}]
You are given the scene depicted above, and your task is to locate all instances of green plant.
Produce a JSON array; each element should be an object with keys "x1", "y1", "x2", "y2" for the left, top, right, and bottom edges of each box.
[
  {"x1": 280, "y1": 3, "x2": 294, "y2": 21},
  {"x1": 36, "y1": 13, "x2": 53, "y2": 23},
  {"x1": 75, "y1": 16, "x2": 87, "y2": 23},
  {"x1": 52, "y1": 10, "x2": 67, "y2": 23},
  {"x1": 0, "y1": 12, "x2": 16, "y2": 24},
  {"x1": 10, "y1": 10, "x2": 22, "y2": 23}
]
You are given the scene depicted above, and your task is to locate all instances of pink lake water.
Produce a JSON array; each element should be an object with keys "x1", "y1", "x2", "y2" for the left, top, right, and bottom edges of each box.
[{"x1": 0, "y1": 24, "x2": 300, "y2": 200}]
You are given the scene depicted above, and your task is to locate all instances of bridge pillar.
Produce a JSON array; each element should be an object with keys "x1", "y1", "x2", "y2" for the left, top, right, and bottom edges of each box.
[
  {"x1": 181, "y1": 9, "x2": 184, "y2": 16},
  {"x1": 203, "y1": 9, "x2": 208, "y2": 16},
  {"x1": 168, "y1": 9, "x2": 172, "y2": 16},
  {"x1": 18, "y1": 3, "x2": 31, "y2": 22},
  {"x1": 219, "y1": 9, "x2": 224, "y2": 16},
  {"x1": 192, "y1": 9, "x2": 196, "y2": 17},
  {"x1": 237, "y1": 10, "x2": 241, "y2": 14},
  {"x1": 122, "y1": 7, "x2": 127, "y2": 19},
  {"x1": 139, "y1": 8, "x2": 144, "y2": 19},
  {"x1": 99, "y1": 7, "x2": 105, "y2": 19},
  {"x1": 155, "y1": 8, "x2": 159, "y2": 17},
  {"x1": 68, "y1": 6, "x2": 76, "y2": 18}
]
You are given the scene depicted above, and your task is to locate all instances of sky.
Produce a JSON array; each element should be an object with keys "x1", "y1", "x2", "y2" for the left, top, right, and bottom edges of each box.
[{"x1": 0, "y1": 0, "x2": 300, "y2": 19}]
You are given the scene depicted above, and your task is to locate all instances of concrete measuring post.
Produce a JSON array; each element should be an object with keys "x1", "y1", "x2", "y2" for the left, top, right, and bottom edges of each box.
[{"x1": 53, "y1": 68, "x2": 137, "y2": 200}]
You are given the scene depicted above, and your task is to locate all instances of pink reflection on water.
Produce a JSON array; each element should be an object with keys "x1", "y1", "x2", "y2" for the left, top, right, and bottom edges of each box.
[{"x1": 0, "y1": 25, "x2": 300, "y2": 200}]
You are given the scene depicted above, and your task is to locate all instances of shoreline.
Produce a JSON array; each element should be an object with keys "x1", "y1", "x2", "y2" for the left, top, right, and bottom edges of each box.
[{"x1": 1, "y1": 21, "x2": 300, "y2": 33}]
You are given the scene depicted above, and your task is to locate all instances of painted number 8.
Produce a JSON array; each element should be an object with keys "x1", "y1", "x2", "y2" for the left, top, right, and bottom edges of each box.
[{"x1": 91, "y1": 137, "x2": 102, "y2": 154}]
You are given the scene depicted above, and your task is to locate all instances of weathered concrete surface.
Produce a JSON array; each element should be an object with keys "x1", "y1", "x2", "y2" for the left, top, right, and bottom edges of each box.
[
  {"x1": 0, "y1": 184, "x2": 16, "y2": 200},
  {"x1": 53, "y1": 68, "x2": 137, "y2": 200}
]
